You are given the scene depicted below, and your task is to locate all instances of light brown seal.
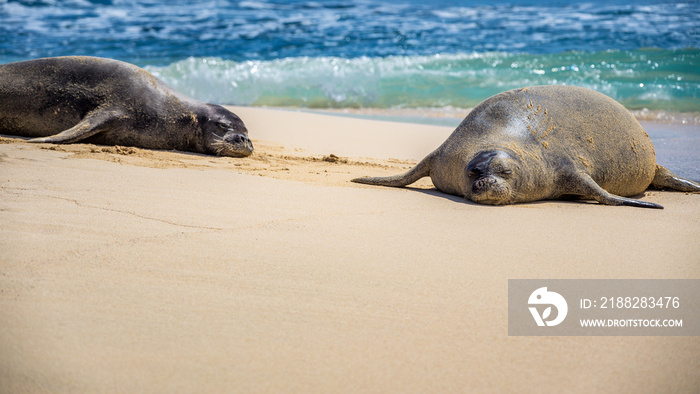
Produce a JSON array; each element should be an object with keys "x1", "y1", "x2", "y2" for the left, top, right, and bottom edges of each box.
[
  {"x1": 353, "y1": 85, "x2": 700, "y2": 209},
  {"x1": 0, "y1": 56, "x2": 253, "y2": 157}
]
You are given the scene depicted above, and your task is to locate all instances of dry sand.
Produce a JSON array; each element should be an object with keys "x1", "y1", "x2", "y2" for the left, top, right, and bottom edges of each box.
[{"x1": 1, "y1": 107, "x2": 699, "y2": 393}]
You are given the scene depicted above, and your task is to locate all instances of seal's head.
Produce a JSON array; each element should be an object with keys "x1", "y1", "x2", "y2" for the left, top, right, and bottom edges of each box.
[
  {"x1": 465, "y1": 150, "x2": 523, "y2": 205},
  {"x1": 202, "y1": 104, "x2": 254, "y2": 157}
]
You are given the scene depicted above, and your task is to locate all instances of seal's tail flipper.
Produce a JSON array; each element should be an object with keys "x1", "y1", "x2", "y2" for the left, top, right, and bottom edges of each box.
[
  {"x1": 352, "y1": 153, "x2": 433, "y2": 187},
  {"x1": 650, "y1": 165, "x2": 700, "y2": 192},
  {"x1": 28, "y1": 107, "x2": 123, "y2": 144},
  {"x1": 567, "y1": 173, "x2": 663, "y2": 209}
]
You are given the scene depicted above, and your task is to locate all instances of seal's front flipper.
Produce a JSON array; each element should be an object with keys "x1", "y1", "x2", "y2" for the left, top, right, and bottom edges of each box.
[
  {"x1": 28, "y1": 108, "x2": 124, "y2": 144},
  {"x1": 650, "y1": 165, "x2": 700, "y2": 193},
  {"x1": 352, "y1": 153, "x2": 432, "y2": 187},
  {"x1": 565, "y1": 172, "x2": 663, "y2": 209}
]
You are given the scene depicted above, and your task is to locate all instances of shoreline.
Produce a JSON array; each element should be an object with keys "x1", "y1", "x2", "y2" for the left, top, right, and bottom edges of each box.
[{"x1": 300, "y1": 106, "x2": 700, "y2": 127}]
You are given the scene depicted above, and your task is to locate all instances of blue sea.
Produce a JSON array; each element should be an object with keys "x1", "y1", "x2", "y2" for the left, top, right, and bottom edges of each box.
[{"x1": 1, "y1": 0, "x2": 699, "y2": 122}]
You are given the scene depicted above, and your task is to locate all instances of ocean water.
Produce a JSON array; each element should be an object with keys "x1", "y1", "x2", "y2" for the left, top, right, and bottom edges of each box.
[{"x1": 1, "y1": 0, "x2": 699, "y2": 119}]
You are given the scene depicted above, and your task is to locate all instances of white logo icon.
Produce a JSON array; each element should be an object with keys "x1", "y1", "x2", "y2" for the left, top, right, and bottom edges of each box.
[{"x1": 528, "y1": 287, "x2": 568, "y2": 327}]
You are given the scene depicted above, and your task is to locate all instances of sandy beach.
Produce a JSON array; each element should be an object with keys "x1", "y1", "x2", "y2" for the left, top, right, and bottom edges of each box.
[{"x1": 1, "y1": 107, "x2": 699, "y2": 392}]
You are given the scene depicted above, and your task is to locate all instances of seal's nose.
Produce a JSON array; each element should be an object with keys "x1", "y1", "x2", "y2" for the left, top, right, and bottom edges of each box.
[
  {"x1": 472, "y1": 176, "x2": 496, "y2": 193},
  {"x1": 228, "y1": 133, "x2": 248, "y2": 144},
  {"x1": 225, "y1": 133, "x2": 253, "y2": 150},
  {"x1": 224, "y1": 132, "x2": 254, "y2": 156}
]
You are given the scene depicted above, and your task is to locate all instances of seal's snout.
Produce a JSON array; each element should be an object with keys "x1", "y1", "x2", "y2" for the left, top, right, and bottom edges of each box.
[
  {"x1": 209, "y1": 131, "x2": 254, "y2": 157},
  {"x1": 223, "y1": 132, "x2": 254, "y2": 157},
  {"x1": 227, "y1": 133, "x2": 249, "y2": 145},
  {"x1": 468, "y1": 174, "x2": 513, "y2": 205},
  {"x1": 471, "y1": 175, "x2": 497, "y2": 193}
]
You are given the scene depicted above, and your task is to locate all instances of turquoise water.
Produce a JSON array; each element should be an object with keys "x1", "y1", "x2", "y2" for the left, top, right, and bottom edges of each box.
[
  {"x1": 146, "y1": 49, "x2": 700, "y2": 113},
  {"x1": 1, "y1": 0, "x2": 699, "y2": 115}
]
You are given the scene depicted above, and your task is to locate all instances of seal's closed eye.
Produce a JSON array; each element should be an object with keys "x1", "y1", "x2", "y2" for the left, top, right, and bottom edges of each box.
[{"x1": 216, "y1": 121, "x2": 233, "y2": 130}]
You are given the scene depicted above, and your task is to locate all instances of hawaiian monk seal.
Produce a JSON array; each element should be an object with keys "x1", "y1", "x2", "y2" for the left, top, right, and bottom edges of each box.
[
  {"x1": 353, "y1": 85, "x2": 700, "y2": 209},
  {"x1": 0, "y1": 56, "x2": 253, "y2": 157}
]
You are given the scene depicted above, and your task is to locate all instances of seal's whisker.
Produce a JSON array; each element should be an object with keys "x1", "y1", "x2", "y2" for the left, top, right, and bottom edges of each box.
[
  {"x1": 210, "y1": 138, "x2": 235, "y2": 155},
  {"x1": 508, "y1": 191, "x2": 525, "y2": 204}
]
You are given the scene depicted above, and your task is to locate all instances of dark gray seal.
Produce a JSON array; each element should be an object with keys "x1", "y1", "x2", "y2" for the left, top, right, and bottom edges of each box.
[
  {"x1": 353, "y1": 85, "x2": 700, "y2": 209},
  {"x1": 0, "y1": 56, "x2": 253, "y2": 157}
]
